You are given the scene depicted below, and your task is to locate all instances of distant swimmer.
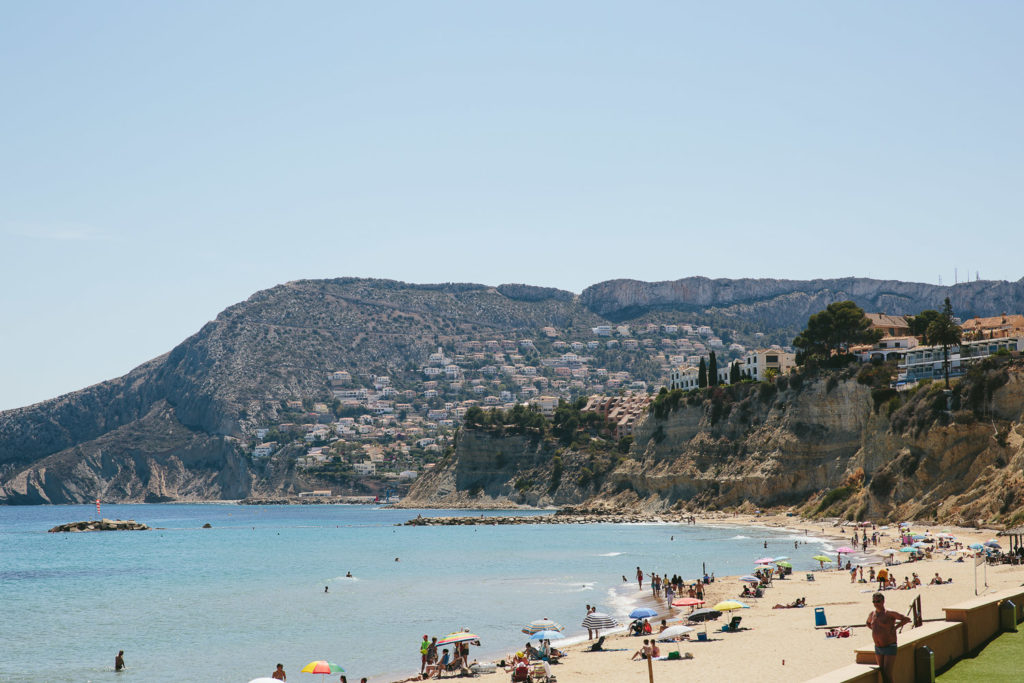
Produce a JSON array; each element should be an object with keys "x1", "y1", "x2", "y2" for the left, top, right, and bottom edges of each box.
[
  {"x1": 395, "y1": 557, "x2": 400, "y2": 562},
  {"x1": 115, "y1": 650, "x2": 125, "y2": 672},
  {"x1": 325, "y1": 586, "x2": 329, "y2": 593},
  {"x1": 272, "y1": 663, "x2": 286, "y2": 680},
  {"x1": 346, "y1": 571, "x2": 353, "y2": 577}
]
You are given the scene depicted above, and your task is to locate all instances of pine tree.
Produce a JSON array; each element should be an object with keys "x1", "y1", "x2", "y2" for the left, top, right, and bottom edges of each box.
[
  {"x1": 708, "y1": 351, "x2": 718, "y2": 386},
  {"x1": 698, "y1": 357, "x2": 708, "y2": 388}
]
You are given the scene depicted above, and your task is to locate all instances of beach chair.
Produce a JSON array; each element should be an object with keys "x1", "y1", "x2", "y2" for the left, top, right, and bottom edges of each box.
[
  {"x1": 806, "y1": 573, "x2": 815, "y2": 581},
  {"x1": 529, "y1": 661, "x2": 552, "y2": 682},
  {"x1": 722, "y1": 616, "x2": 742, "y2": 632},
  {"x1": 510, "y1": 661, "x2": 531, "y2": 682}
]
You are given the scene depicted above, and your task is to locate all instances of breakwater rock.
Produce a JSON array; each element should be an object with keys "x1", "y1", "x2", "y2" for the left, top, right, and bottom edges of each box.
[
  {"x1": 402, "y1": 510, "x2": 700, "y2": 526},
  {"x1": 48, "y1": 518, "x2": 150, "y2": 532}
]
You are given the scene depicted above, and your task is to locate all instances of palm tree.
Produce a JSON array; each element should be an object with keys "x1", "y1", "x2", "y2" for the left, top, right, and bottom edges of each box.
[{"x1": 926, "y1": 297, "x2": 962, "y2": 388}]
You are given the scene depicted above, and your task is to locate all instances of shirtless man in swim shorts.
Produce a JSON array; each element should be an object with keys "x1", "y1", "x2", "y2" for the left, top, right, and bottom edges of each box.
[{"x1": 867, "y1": 593, "x2": 911, "y2": 683}]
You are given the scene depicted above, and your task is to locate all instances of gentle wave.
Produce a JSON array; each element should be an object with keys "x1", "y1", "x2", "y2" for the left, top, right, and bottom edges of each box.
[{"x1": 598, "y1": 551, "x2": 624, "y2": 557}]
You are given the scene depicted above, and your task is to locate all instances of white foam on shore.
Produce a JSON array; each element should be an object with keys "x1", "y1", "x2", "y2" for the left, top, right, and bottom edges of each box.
[{"x1": 598, "y1": 551, "x2": 624, "y2": 557}]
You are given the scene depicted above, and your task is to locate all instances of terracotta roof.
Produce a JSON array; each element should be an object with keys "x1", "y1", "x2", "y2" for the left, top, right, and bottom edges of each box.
[{"x1": 865, "y1": 313, "x2": 910, "y2": 329}]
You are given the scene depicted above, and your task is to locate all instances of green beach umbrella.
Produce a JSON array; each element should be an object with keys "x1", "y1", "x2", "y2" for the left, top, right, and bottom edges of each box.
[
  {"x1": 776, "y1": 561, "x2": 792, "y2": 568},
  {"x1": 812, "y1": 555, "x2": 832, "y2": 562}
]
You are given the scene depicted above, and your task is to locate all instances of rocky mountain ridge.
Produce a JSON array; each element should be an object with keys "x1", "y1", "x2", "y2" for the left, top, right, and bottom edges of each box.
[{"x1": 3, "y1": 275, "x2": 1024, "y2": 508}]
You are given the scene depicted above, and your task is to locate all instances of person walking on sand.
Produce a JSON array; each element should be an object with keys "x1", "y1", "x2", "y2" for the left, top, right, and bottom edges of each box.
[
  {"x1": 636, "y1": 566, "x2": 644, "y2": 590},
  {"x1": 272, "y1": 663, "x2": 286, "y2": 680},
  {"x1": 114, "y1": 650, "x2": 125, "y2": 672},
  {"x1": 867, "y1": 593, "x2": 911, "y2": 683}
]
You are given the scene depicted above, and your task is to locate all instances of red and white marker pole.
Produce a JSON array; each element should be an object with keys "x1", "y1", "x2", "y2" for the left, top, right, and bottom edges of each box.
[{"x1": 96, "y1": 499, "x2": 101, "y2": 517}]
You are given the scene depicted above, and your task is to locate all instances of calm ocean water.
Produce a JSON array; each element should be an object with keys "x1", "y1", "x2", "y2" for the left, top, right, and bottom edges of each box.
[{"x1": 0, "y1": 505, "x2": 835, "y2": 682}]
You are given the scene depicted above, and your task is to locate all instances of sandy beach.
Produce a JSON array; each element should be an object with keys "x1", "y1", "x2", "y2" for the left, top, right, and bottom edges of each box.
[{"x1": 398, "y1": 514, "x2": 1022, "y2": 683}]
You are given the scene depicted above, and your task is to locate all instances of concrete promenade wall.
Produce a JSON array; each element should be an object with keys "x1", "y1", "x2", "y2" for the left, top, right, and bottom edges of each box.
[{"x1": 807, "y1": 587, "x2": 1024, "y2": 683}]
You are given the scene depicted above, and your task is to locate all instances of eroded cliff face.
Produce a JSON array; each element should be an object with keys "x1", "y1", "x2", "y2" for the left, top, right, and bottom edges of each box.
[
  {"x1": 409, "y1": 365, "x2": 1024, "y2": 525},
  {"x1": 0, "y1": 401, "x2": 254, "y2": 504},
  {"x1": 401, "y1": 430, "x2": 594, "y2": 508}
]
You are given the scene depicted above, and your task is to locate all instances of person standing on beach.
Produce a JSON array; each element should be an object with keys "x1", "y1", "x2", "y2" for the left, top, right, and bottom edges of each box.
[
  {"x1": 114, "y1": 650, "x2": 125, "y2": 672},
  {"x1": 420, "y1": 634, "x2": 430, "y2": 674},
  {"x1": 636, "y1": 566, "x2": 644, "y2": 590},
  {"x1": 867, "y1": 593, "x2": 911, "y2": 683}
]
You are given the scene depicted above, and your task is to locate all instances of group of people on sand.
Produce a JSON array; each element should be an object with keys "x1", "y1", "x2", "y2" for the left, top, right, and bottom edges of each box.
[
  {"x1": 417, "y1": 633, "x2": 479, "y2": 679},
  {"x1": 627, "y1": 565, "x2": 715, "y2": 608}
]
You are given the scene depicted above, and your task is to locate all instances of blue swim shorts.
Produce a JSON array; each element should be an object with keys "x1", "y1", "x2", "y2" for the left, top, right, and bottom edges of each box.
[{"x1": 874, "y1": 644, "x2": 898, "y2": 656}]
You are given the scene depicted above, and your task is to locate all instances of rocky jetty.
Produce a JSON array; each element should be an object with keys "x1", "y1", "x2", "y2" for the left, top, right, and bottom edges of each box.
[
  {"x1": 402, "y1": 509, "x2": 697, "y2": 526},
  {"x1": 48, "y1": 518, "x2": 150, "y2": 532}
]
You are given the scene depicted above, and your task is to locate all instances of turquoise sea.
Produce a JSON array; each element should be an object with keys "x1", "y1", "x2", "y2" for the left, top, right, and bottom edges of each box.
[{"x1": 1, "y1": 505, "x2": 836, "y2": 682}]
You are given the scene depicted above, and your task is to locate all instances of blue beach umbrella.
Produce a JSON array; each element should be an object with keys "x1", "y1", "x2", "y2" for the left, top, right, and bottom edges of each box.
[
  {"x1": 629, "y1": 607, "x2": 658, "y2": 620},
  {"x1": 969, "y1": 543, "x2": 984, "y2": 550},
  {"x1": 740, "y1": 575, "x2": 760, "y2": 583},
  {"x1": 899, "y1": 546, "x2": 918, "y2": 553},
  {"x1": 528, "y1": 629, "x2": 564, "y2": 641}
]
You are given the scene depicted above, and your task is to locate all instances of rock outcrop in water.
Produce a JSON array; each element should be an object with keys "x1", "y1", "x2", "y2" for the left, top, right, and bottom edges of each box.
[{"x1": 49, "y1": 518, "x2": 150, "y2": 532}]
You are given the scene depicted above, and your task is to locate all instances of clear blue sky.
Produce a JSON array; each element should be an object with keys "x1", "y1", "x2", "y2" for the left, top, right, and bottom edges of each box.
[{"x1": 2, "y1": 2, "x2": 1022, "y2": 411}]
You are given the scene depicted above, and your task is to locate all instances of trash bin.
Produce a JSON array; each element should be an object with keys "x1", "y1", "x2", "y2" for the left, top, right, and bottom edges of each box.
[
  {"x1": 915, "y1": 645, "x2": 935, "y2": 683},
  {"x1": 999, "y1": 599, "x2": 1018, "y2": 633},
  {"x1": 815, "y1": 607, "x2": 827, "y2": 626}
]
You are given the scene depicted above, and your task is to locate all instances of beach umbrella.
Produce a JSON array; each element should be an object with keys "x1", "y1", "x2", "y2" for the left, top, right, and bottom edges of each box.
[
  {"x1": 812, "y1": 555, "x2": 832, "y2": 562},
  {"x1": 776, "y1": 561, "x2": 792, "y2": 568},
  {"x1": 657, "y1": 625, "x2": 694, "y2": 640},
  {"x1": 629, "y1": 607, "x2": 658, "y2": 620},
  {"x1": 436, "y1": 632, "x2": 480, "y2": 646},
  {"x1": 528, "y1": 629, "x2": 564, "y2": 641},
  {"x1": 754, "y1": 557, "x2": 774, "y2": 564},
  {"x1": 772, "y1": 556, "x2": 789, "y2": 562},
  {"x1": 713, "y1": 601, "x2": 749, "y2": 611},
  {"x1": 671, "y1": 597, "x2": 704, "y2": 608},
  {"x1": 880, "y1": 549, "x2": 899, "y2": 556},
  {"x1": 522, "y1": 618, "x2": 563, "y2": 634},
  {"x1": 969, "y1": 543, "x2": 984, "y2": 550},
  {"x1": 687, "y1": 608, "x2": 722, "y2": 622},
  {"x1": 899, "y1": 546, "x2": 917, "y2": 553},
  {"x1": 739, "y1": 575, "x2": 760, "y2": 583},
  {"x1": 300, "y1": 661, "x2": 344, "y2": 681},
  {"x1": 984, "y1": 540, "x2": 1001, "y2": 548},
  {"x1": 912, "y1": 542, "x2": 929, "y2": 548},
  {"x1": 582, "y1": 612, "x2": 617, "y2": 630},
  {"x1": 836, "y1": 546, "x2": 855, "y2": 554}
]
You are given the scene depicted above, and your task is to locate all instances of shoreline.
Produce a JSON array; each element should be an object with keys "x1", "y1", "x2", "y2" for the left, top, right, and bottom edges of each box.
[{"x1": 384, "y1": 512, "x2": 1017, "y2": 683}]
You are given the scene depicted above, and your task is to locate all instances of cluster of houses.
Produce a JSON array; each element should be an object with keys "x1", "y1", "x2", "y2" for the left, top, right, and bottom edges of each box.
[
  {"x1": 854, "y1": 313, "x2": 1024, "y2": 386},
  {"x1": 249, "y1": 310, "x2": 1024, "y2": 479},
  {"x1": 248, "y1": 320, "x2": 773, "y2": 477}
]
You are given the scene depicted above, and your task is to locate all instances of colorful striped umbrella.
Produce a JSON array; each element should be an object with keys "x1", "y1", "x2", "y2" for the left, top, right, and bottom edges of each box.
[
  {"x1": 522, "y1": 618, "x2": 563, "y2": 634},
  {"x1": 300, "y1": 660, "x2": 344, "y2": 681},
  {"x1": 436, "y1": 631, "x2": 480, "y2": 646},
  {"x1": 754, "y1": 557, "x2": 774, "y2": 564}
]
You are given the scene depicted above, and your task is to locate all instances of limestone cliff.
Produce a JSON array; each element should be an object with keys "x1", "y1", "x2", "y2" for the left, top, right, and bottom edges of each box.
[{"x1": 406, "y1": 359, "x2": 1024, "y2": 526}]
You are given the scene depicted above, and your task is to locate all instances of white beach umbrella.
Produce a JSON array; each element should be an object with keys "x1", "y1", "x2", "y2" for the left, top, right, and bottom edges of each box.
[{"x1": 657, "y1": 625, "x2": 694, "y2": 640}]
